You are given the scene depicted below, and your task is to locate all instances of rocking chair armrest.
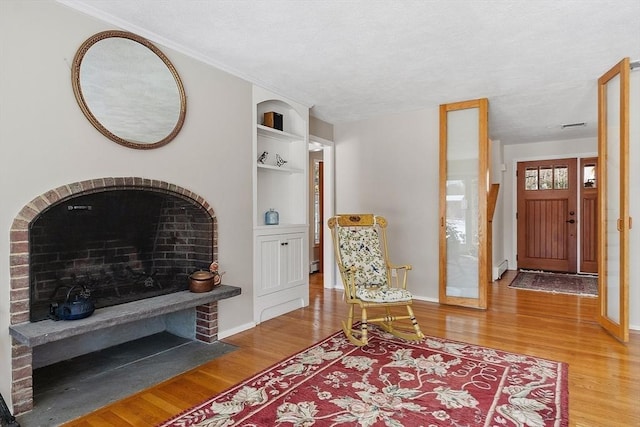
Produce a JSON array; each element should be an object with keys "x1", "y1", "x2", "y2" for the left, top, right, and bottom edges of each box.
[
  {"x1": 388, "y1": 264, "x2": 411, "y2": 289},
  {"x1": 388, "y1": 263, "x2": 412, "y2": 271}
]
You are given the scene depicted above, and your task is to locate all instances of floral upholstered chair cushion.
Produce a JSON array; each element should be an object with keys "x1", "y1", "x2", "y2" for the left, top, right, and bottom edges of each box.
[
  {"x1": 337, "y1": 226, "x2": 412, "y2": 303},
  {"x1": 355, "y1": 286, "x2": 413, "y2": 303},
  {"x1": 338, "y1": 226, "x2": 388, "y2": 287}
]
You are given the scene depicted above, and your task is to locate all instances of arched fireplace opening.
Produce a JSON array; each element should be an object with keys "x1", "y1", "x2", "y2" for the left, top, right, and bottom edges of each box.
[{"x1": 29, "y1": 189, "x2": 213, "y2": 322}]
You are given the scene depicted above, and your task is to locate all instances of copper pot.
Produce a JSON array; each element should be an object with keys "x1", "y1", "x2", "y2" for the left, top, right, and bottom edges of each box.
[{"x1": 189, "y1": 271, "x2": 215, "y2": 293}]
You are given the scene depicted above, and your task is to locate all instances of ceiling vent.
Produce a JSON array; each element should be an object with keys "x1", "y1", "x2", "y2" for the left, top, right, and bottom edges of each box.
[{"x1": 560, "y1": 122, "x2": 586, "y2": 129}]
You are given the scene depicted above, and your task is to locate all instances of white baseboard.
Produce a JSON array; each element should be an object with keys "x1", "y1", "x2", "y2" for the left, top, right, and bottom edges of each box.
[
  {"x1": 217, "y1": 321, "x2": 256, "y2": 340},
  {"x1": 493, "y1": 260, "x2": 508, "y2": 281},
  {"x1": 412, "y1": 295, "x2": 439, "y2": 304}
]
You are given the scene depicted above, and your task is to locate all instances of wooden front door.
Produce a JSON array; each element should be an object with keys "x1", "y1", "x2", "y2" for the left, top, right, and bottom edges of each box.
[{"x1": 517, "y1": 158, "x2": 578, "y2": 273}]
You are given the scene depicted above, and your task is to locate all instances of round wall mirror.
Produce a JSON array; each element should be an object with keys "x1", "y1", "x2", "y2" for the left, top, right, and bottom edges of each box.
[{"x1": 72, "y1": 31, "x2": 186, "y2": 149}]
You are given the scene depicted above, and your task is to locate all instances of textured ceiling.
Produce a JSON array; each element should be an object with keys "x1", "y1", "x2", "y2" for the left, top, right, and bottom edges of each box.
[{"x1": 58, "y1": 0, "x2": 639, "y2": 144}]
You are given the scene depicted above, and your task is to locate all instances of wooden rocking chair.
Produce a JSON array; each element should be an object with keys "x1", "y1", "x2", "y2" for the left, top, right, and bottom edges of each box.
[{"x1": 328, "y1": 214, "x2": 425, "y2": 346}]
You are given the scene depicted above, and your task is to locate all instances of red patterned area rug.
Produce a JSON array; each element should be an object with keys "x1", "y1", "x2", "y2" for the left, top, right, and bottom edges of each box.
[
  {"x1": 158, "y1": 327, "x2": 568, "y2": 427},
  {"x1": 508, "y1": 270, "x2": 598, "y2": 297}
]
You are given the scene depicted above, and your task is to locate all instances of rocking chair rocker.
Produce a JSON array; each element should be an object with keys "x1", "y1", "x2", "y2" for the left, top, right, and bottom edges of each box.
[{"x1": 328, "y1": 214, "x2": 425, "y2": 346}]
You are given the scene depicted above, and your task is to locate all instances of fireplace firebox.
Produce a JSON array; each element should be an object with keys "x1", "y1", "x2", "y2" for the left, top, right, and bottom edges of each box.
[{"x1": 29, "y1": 190, "x2": 212, "y2": 321}]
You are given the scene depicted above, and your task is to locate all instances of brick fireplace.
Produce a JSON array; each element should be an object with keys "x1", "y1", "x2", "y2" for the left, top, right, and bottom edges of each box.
[{"x1": 8, "y1": 177, "x2": 227, "y2": 415}]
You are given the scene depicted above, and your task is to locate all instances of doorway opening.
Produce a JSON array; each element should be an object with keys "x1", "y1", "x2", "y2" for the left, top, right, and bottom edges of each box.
[
  {"x1": 311, "y1": 158, "x2": 324, "y2": 273},
  {"x1": 308, "y1": 136, "x2": 335, "y2": 289}
]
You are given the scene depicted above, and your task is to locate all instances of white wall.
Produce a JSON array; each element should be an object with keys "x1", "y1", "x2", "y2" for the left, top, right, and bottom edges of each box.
[
  {"x1": 334, "y1": 107, "x2": 441, "y2": 300},
  {"x1": 0, "y1": 1, "x2": 254, "y2": 406},
  {"x1": 310, "y1": 116, "x2": 334, "y2": 142},
  {"x1": 490, "y1": 139, "x2": 506, "y2": 278}
]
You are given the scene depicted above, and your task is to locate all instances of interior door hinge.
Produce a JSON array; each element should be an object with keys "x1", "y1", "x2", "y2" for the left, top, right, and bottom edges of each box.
[{"x1": 516, "y1": 212, "x2": 518, "y2": 220}]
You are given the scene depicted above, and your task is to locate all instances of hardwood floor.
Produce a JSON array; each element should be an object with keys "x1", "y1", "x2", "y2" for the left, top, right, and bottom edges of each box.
[{"x1": 63, "y1": 270, "x2": 639, "y2": 426}]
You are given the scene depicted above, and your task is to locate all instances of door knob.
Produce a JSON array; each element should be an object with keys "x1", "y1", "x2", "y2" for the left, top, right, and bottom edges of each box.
[{"x1": 566, "y1": 219, "x2": 576, "y2": 224}]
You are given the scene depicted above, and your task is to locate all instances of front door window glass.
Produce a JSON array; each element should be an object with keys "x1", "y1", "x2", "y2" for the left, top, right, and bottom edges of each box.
[
  {"x1": 525, "y1": 168, "x2": 538, "y2": 190},
  {"x1": 554, "y1": 166, "x2": 569, "y2": 189},
  {"x1": 539, "y1": 167, "x2": 553, "y2": 189},
  {"x1": 583, "y1": 164, "x2": 597, "y2": 188}
]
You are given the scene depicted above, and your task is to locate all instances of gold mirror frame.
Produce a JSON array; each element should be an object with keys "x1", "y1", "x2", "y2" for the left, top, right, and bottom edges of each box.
[{"x1": 71, "y1": 30, "x2": 186, "y2": 150}]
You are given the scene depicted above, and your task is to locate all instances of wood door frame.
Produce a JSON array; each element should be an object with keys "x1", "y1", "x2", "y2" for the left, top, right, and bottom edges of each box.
[
  {"x1": 438, "y1": 98, "x2": 489, "y2": 309},
  {"x1": 317, "y1": 161, "x2": 324, "y2": 272},
  {"x1": 516, "y1": 158, "x2": 578, "y2": 273},
  {"x1": 597, "y1": 57, "x2": 630, "y2": 342}
]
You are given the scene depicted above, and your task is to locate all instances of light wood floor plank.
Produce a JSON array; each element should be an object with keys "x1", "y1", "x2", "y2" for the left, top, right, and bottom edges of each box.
[{"x1": 61, "y1": 271, "x2": 640, "y2": 426}]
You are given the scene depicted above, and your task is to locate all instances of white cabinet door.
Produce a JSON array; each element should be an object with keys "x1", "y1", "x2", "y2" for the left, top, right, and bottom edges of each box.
[
  {"x1": 256, "y1": 232, "x2": 305, "y2": 297},
  {"x1": 282, "y1": 233, "x2": 305, "y2": 289},
  {"x1": 256, "y1": 234, "x2": 283, "y2": 296}
]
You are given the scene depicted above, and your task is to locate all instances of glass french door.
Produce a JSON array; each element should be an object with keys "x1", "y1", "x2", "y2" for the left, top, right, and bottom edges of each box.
[
  {"x1": 597, "y1": 58, "x2": 630, "y2": 342},
  {"x1": 439, "y1": 99, "x2": 489, "y2": 309}
]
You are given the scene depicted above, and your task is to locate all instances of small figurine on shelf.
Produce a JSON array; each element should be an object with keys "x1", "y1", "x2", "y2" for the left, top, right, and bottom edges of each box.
[
  {"x1": 275, "y1": 154, "x2": 288, "y2": 167},
  {"x1": 257, "y1": 151, "x2": 268, "y2": 164},
  {"x1": 209, "y1": 261, "x2": 225, "y2": 286}
]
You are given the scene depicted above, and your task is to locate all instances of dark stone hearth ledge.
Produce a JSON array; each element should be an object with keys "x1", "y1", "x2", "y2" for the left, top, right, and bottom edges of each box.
[{"x1": 9, "y1": 285, "x2": 241, "y2": 347}]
